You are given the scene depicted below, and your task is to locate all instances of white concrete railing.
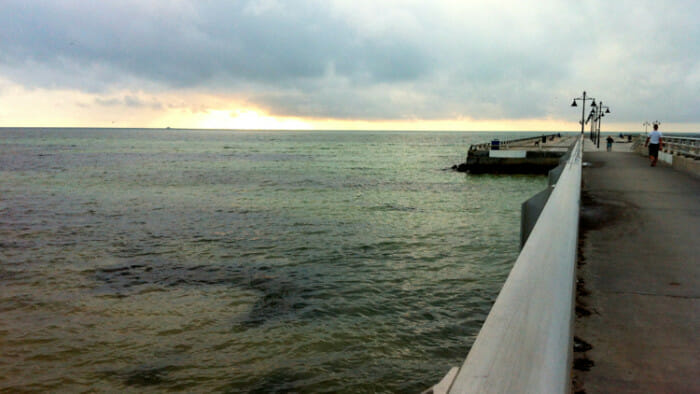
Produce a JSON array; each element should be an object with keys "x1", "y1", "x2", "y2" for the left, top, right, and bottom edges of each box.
[
  {"x1": 634, "y1": 135, "x2": 700, "y2": 159},
  {"x1": 663, "y1": 136, "x2": 700, "y2": 159},
  {"x1": 632, "y1": 135, "x2": 700, "y2": 178},
  {"x1": 429, "y1": 136, "x2": 583, "y2": 394}
]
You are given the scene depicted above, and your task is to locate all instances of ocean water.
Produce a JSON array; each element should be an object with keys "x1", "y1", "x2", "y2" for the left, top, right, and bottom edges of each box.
[{"x1": 0, "y1": 129, "x2": 547, "y2": 393}]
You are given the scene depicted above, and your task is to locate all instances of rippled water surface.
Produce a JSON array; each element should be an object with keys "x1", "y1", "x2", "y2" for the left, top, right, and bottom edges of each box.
[{"x1": 0, "y1": 129, "x2": 546, "y2": 392}]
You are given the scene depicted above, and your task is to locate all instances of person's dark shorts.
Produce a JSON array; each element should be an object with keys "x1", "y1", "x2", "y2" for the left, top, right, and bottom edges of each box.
[{"x1": 649, "y1": 143, "x2": 660, "y2": 158}]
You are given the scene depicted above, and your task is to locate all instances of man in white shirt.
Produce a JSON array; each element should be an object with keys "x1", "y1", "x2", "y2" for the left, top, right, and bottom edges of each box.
[{"x1": 644, "y1": 123, "x2": 663, "y2": 167}]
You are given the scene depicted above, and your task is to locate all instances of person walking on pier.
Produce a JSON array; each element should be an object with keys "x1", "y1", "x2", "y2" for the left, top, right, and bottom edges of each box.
[
  {"x1": 644, "y1": 123, "x2": 663, "y2": 166},
  {"x1": 606, "y1": 136, "x2": 614, "y2": 152}
]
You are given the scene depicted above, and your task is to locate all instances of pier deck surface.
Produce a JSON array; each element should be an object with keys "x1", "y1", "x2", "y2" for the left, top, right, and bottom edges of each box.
[
  {"x1": 575, "y1": 138, "x2": 700, "y2": 392},
  {"x1": 505, "y1": 135, "x2": 579, "y2": 151}
]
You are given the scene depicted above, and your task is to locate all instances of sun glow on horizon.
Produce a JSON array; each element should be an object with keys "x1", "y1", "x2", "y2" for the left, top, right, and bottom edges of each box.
[
  {"x1": 0, "y1": 80, "x2": 697, "y2": 133},
  {"x1": 197, "y1": 109, "x2": 313, "y2": 130}
]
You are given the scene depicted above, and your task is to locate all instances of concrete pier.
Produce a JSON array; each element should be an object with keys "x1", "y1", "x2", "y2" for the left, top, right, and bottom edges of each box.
[{"x1": 574, "y1": 138, "x2": 700, "y2": 392}]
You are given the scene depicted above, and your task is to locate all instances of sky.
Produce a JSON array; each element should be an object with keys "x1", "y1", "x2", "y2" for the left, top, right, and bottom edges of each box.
[{"x1": 0, "y1": 0, "x2": 698, "y2": 132}]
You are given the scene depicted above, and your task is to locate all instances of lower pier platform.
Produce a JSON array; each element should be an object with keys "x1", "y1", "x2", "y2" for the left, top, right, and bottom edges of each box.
[{"x1": 455, "y1": 135, "x2": 578, "y2": 174}]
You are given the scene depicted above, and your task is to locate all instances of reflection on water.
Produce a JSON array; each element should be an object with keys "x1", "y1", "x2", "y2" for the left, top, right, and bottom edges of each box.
[{"x1": 0, "y1": 129, "x2": 546, "y2": 392}]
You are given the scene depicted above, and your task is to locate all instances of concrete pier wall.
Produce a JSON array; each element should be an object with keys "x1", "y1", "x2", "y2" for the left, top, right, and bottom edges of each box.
[
  {"x1": 671, "y1": 155, "x2": 700, "y2": 178},
  {"x1": 464, "y1": 150, "x2": 564, "y2": 174}
]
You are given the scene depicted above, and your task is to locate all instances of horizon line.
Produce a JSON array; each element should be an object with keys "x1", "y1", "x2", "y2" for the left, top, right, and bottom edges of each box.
[{"x1": 1, "y1": 126, "x2": 696, "y2": 134}]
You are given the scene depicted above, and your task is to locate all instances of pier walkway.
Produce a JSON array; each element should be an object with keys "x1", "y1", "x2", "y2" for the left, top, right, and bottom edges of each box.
[{"x1": 574, "y1": 138, "x2": 700, "y2": 392}]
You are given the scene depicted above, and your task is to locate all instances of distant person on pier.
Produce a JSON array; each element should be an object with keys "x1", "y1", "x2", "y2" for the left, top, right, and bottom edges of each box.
[
  {"x1": 606, "y1": 136, "x2": 614, "y2": 152},
  {"x1": 644, "y1": 123, "x2": 663, "y2": 166}
]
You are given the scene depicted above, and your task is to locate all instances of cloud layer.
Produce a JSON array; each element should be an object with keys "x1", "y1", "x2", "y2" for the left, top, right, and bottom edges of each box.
[{"x1": 1, "y1": 0, "x2": 698, "y2": 125}]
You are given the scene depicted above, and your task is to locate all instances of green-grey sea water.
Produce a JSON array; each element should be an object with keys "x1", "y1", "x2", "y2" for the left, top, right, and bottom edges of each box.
[{"x1": 0, "y1": 129, "x2": 547, "y2": 392}]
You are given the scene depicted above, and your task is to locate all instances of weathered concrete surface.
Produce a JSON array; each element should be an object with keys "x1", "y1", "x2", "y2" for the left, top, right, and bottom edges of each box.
[{"x1": 574, "y1": 140, "x2": 700, "y2": 393}]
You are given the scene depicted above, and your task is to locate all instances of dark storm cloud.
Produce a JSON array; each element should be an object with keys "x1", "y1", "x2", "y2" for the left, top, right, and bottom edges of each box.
[
  {"x1": 0, "y1": 1, "x2": 429, "y2": 87},
  {"x1": 0, "y1": 0, "x2": 698, "y2": 123}
]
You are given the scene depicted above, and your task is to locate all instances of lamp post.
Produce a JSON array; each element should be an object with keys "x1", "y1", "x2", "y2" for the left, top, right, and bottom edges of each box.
[
  {"x1": 571, "y1": 91, "x2": 596, "y2": 134},
  {"x1": 643, "y1": 121, "x2": 651, "y2": 134},
  {"x1": 595, "y1": 102, "x2": 610, "y2": 149}
]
